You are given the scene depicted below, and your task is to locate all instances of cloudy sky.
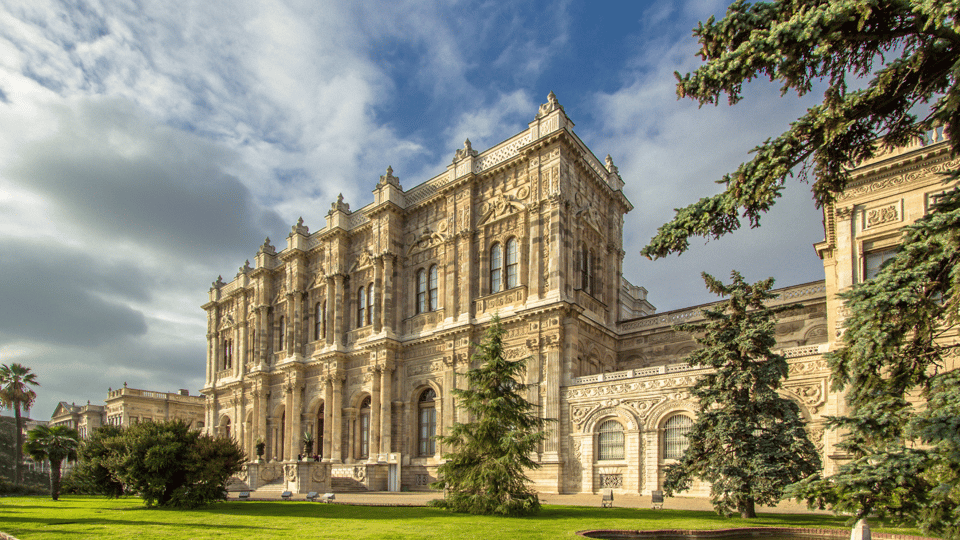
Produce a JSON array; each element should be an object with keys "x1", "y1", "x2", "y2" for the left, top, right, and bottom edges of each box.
[{"x1": 1, "y1": 0, "x2": 828, "y2": 420}]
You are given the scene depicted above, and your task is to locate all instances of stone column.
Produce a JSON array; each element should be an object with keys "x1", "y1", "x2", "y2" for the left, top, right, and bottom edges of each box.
[
  {"x1": 258, "y1": 306, "x2": 269, "y2": 365},
  {"x1": 238, "y1": 321, "x2": 248, "y2": 377},
  {"x1": 332, "y1": 372, "x2": 344, "y2": 462},
  {"x1": 251, "y1": 388, "x2": 260, "y2": 460},
  {"x1": 373, "y1": 257, "x2": 383, "y2": 333},
  {"x1": 402, "y1": 401, "x2": 412, "y2": 456},
  {"x1": 382, "y1": 255, "x2": 395, "y2": 332},
  {"x1": 369, "y1": 365, "x2": 381, "y2": 462},
  {"x1": 205, "y1": 331, "x2": 214, "y2": 386},
  {"x1": 458, "y1": 233, "x2": 473, "y2": 319},
  {"x1": 234, "y1": 391, "x2": 242, "y2": 444},
  {"x1": 333, "y1": 275, "x2": 346, "y2": 347},
  {"x1": 293, "y1": 290, "x2": 303, "y2": 354},
  {"x1": 543, "y1": 345, "x2": 562, "y2": 459},
  {"x1": 211, "y1": 333, "x2": 220, "y2": 384},
  {"x1": 325, "y1": 277, "x2": 334, "y2": 344},
  {"x1": 379, "y1": 358, "x2": 394, "y2": 456},
  {"x1": 323, "y1": 377, "x2": 333, "y2": 461},
  {"x1": 291, "y1": 376, "x2": 303, "y2": 459},
  {"x1": 284, "y1": 385, "x2": 294, "y2": 460}
]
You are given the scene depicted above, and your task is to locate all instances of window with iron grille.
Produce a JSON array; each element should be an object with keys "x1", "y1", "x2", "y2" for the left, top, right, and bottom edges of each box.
[
  {"x1": 598, "y1": 420, "x2": 625, "y2": 460},
  {"x1": 663, "y1": 414, "x2": 693, "y2": 460}
]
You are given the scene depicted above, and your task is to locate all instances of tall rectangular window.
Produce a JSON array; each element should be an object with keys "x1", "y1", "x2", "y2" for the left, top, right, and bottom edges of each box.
[
  {"x1": 505, "y1": 238, "x2": 518, "y2": 289},
  {"x1": 490, "y1": 243, "x2": 502, "y2": 293},
  {"x1": 428, "y1": 265, "x2": 438, "y2": 311},
  {"x1": 864, "y1": 247, "x2": 897, "y2": 281},
  {"x1": 417, "y1": 270, "x2": 427, "y2": 314}
]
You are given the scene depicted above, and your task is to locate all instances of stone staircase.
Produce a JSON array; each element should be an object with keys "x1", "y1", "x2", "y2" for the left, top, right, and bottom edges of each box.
[
  {"x1": 251, "y1": 479, "x2": 288, "y2": 498},
  {"x1": 331, "y1": 477, "x2": 368, "y2": 492}
]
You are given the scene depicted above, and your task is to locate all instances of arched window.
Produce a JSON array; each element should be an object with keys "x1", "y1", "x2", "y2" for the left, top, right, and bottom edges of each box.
[
  {"x1": 505, "y1": 238, "x2": 518, "y2": 289},
  {"x1": 359, "y1": 396, "x2": 371, "y2": 459},
  {"x1": 222, "y1": 417, "x2": 231, "y2": 439},
  {"x1": 367, "y1": 283, "x2": 374, "y2": 325},
  {"x1": 597, "y1": 420, "x2": 624, "y2": 460},
  {"x1": 416, "y1": 269, "x2": 427, "y2": 314},
  {"x1": 428, "y1": 265, "x2": 439, "y2": 311},
  {"x1": 313, "y1": 302, "x2": 326, "y2": 340},
  {"x1": 277, "y1": 317, "x2": 285, "y2": 351},
  {"x1": 321, "y1": 300, "x2": 327, "y2": 338},
  {"x1": 490, "y1": 243, "x2": 503, "y2": 293},
  {"x1": 357, "y1": 287, "x2": 366, "y2": 328},
  {"x1": 418, "y1": 388, "x2": 437, "y2": 456},
  {"x1": 663, "y1": 414, "x2": 693, "y2": 460}
]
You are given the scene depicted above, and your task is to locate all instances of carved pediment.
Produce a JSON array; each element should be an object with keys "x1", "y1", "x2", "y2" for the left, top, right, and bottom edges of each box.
[
  {"x1": 577, "y1": 205, "x2": 603, "y2": 234},
  {"x1": 349, "y1": 250, "x2": 374, "y2": 273},
  {"x1": 406, "y1": 227, "x2": 448, "y2": 256},
  {"x1": 273, "y1": 282, "x2": 288, "y2": 304},
  {"x1": 310, "y1": 269, "x2": 327, "y2": 289},
  {"x1": 477, "y1": 190, "x2": 527, "y2": 227},
  {"x1": 217, "y1": 314, "x2": 236, "y2": 331}
]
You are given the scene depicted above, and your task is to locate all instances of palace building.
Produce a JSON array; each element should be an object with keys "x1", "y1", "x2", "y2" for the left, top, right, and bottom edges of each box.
[{"x1": 201, "y1": 94, "x2": 956, "y2": 495}]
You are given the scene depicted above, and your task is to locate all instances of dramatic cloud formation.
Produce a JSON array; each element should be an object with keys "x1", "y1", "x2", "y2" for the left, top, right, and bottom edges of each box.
[{"x1": 0, "y1": 0, "x2": 828, "y2": 418}]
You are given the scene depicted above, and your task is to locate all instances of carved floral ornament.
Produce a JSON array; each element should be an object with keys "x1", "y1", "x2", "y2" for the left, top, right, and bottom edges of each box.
[{"x1": 865, "y1": 204, "x2": 900, "y2": 228}]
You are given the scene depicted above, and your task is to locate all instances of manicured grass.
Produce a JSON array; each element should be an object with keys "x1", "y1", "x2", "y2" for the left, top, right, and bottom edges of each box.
[{"x1": 0, "y1": 496, "x2": 928, "y2": 540}]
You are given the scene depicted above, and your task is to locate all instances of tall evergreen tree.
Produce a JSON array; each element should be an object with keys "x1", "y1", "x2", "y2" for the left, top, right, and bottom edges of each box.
[
  {"x1": 641, "y1": 0, "x2": 959, "y2": 260},
  {"x1": 431, "y1": 315, "x2": 550, "y2": 516},
  {"x1": 0, "y1": 363, "x2": 39, "y2": 485},
  {"x1": 23, "y1": 424, "x2": 80, "y2": 500},
  {"x1": 790, "y1": 188, "x2": 960, "y2": 539},
  {"x1": 663, "y1": 272, "x2": 820, "y2": 518}
]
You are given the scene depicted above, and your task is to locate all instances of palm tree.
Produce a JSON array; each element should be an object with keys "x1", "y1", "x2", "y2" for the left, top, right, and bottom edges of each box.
[
  {"x1": 0, "y1": 363, "x2": 40, "y2": 484},
  {"x1": 23, "y1": 424, "x2": 80, "y2": 500}
]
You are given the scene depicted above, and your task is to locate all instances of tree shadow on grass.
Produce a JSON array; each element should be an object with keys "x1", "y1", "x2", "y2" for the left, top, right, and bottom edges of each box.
[{"x1": 0, "y1": 515, "x2": 276, "y2": 531}]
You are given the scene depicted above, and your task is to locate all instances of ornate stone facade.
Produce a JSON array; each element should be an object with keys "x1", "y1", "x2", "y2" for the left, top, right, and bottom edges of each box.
[{"x1": 202, "y1": 96, "x2": 953, "y2": 495}]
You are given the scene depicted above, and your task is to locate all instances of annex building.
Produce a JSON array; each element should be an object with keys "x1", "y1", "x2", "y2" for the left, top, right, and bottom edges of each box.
[
  {"x1": 201, "y1": 93, "x2": 957, "y2": 496},
  {"x1": 51, "y1": 384, "x2": 206, "y2": 436}
]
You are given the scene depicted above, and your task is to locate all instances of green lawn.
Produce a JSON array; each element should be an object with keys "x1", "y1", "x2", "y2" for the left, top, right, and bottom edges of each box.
[{"x1": 0, "y1": 497, "x2": 929, "y2": 540}]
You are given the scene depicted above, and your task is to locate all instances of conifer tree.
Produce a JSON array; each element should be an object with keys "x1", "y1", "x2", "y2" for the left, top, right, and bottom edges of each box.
[
  {"x1": 641, "y1": 0, "x2": 959, "y2": 260},
  {"x1": 431, "y1": 315, "x2": 550, "y2": 516},
  {"x1": 790, "y1": 188, "x2": 960, "y2": 539},
  {"x1": 663, "y1": 272, "x2": 820, "y2": 518}
]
